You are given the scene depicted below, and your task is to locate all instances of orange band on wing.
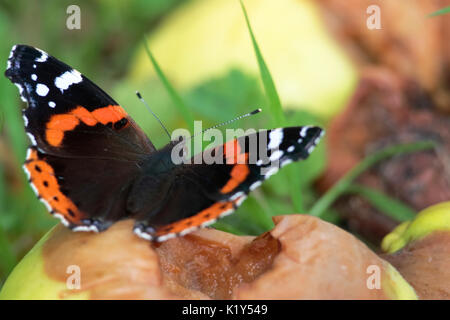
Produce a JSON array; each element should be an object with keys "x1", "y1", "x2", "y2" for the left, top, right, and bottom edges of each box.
[
  {"x1": 45, "y1": 105, "x2": 129, "y2": 146},
  {"x1": 155, "y1": 200, "x2": 237, "y2": 237},
  {"x1": 24, "y1": 149, "x2": 84, "y2": 224},
  {"x1": 220, "y1": 164, "x2": 250, "y2": 194},
  {"x1": 45, "y1": 112, "x2": 80, "y2": 146},
  {"x1": 92, "y1": 105, "x2": 128, "y2": 125},
  {"x1": 223, "y1": 139, "x2": 248, "y2": 164},
  {"x1": 70, "y1": 106, "x2": 98, "y2": 126},
  {"x1": 220, "y1": 139, "x2": 250, "y2": 193}
]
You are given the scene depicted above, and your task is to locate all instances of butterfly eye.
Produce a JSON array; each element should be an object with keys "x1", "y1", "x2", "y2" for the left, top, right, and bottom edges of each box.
[{"x1": 113, "y1": 118, "x2": 128, "y2": 130}]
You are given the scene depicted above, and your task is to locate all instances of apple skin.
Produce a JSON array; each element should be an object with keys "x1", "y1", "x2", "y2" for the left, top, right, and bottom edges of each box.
[
  {"x1": 381, "y1": 202, "x2": 450, "y2": 299},
  {"x1": 382, "y1": 201, "x2": 450, "y2": 254},
  {"x1": 1, "y1": 215, "x2": 416, "y2": 300}
]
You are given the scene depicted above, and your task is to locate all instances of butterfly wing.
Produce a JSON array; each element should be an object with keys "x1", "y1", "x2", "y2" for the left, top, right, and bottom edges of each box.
[
  {"x1": 6, "y1": 45, "x2": 155, "y2": 231},
  {"x1": 133, "y1": 126, "x2": 324, "y2": 241}
]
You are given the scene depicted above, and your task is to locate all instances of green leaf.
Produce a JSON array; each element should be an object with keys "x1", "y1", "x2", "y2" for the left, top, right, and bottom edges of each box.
[
  {"x1": 309, "y1": 141, "x2": 436, "y2": 217},
  {"x1": 428, "y1": 6, "x2": 450, "y2": 17},
  {"x1": 345, "y1": 184, "x2": 416, "y2": 222},
  {"x1": 142, "y1": 40, "x2": 195, "y2": 133},
  {"x1": 184, "y1": 68, "x2": 266, "y2": 122}
]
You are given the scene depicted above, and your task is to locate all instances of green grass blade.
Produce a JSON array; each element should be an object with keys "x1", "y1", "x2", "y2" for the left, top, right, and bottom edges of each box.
[
  {"x1": 142, "y1": 40, "x2": 195, "y2": 133},
  {"x1": 309, "y1": 141, "x2": 436, "y2": 217},
  {"x1": 241, "y1": 0, "x2": 306, "y2": 212},
  {"x1": 240, "y1": 0, "x2": 285, "y2": 126},
  {"x1": 346, "y1": 184, "x2": 416, "y2": 222},
  {"x1": 428, "y1": 6, "x2": 450, "y2": 17}
]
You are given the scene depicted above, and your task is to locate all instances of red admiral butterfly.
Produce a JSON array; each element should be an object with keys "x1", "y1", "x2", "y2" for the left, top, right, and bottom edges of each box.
[{"x1": 5, "y1": 45, "x2": 324, "y2": 242}]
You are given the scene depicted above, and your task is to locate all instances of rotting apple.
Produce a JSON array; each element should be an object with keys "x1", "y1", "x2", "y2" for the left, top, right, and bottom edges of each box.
[
  {"x1": 381, "y1": 202, "x2": 450, "y2": 300},
  {"x1": 1, "y1": 215, "x2": 416, "y2": 300}
]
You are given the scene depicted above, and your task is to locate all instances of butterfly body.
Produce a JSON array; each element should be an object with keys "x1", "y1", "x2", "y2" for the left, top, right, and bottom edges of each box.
[{"x1": 5, "y1": 45, "x2": 324, "y2": 241}]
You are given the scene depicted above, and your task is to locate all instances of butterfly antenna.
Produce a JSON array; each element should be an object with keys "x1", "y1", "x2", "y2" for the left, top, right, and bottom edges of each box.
[
  {"x1": 191, "y1": 108, "x2": 262, "y2": 139},
  {"x1": 136, "y1": 91, "x2": 171, "y2": 140}
]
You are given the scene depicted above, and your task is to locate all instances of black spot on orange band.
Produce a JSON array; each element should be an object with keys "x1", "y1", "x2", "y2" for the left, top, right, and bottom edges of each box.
[{"x1": 24, "y1": 149, "x2": 84, "y2": 224}]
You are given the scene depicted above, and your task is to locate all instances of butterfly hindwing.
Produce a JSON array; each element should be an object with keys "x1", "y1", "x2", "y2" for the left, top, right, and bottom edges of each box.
[{"x1": 133, "y1": 126, "x2": 324, "y2": 241}]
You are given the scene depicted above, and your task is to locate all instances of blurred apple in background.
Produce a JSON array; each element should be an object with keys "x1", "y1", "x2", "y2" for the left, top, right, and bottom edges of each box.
[{"x1": 128, "y1": 0, "x2": 357, "y2": 121}]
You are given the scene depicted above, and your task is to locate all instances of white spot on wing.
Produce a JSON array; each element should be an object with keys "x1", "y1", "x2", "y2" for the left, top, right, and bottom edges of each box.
[
  {"x1": 31, "y1": 74, "x2": 37, "y2": 81},
  {"x1": 14, "y1": 83, "x2": 27, "y2": 102},
  {"x1": 156, "y1": 233, "x2": 177, "y2": 242},
  {"x1": 268, "y1": 128, "x2": 283, "y2": 149},
  {"x1": 264, "y1": 167, "x2": 279, "y2": 179},
  {"x1": 22, "y1": 164, "x2": 31, "y2": 180},
  {"x1": 134, "y1": 228, "x2": 153, "y2": 241},
  {"x1": 230, "y1": 191, "x2": 244, "y2": 201},
  {"x1": 26, "y1": 148, "x2": 33, "y2": 159},
  {"x1": 250, "y1": 181, "x2": 262, "y2": 190},
  {"x1": 22, "y1": 114, "x2": 29, "y2": 126},
  {"x1": 287, "y1": 145, "x2": 295, "y2": 153},
  {"x1": 48, "y1": 101, "x2": 56, "y2": 108},
  {"x1": 35, "y1": 49, "x2": 48, "y2": 62},
  {"x1": 235, "y1": 196, "x2": 247, "y2": 206},
  {"x1": 9, "y1": 45, "x2": 16, "y2": 59},
  {"x1": 36, "y1": 83, "x2": 49, "y2": 96},
  {"x1": 281, "y1": 159, "x2": 293, "y2": 167},
  {"x1": 300, "y1": 126, "x2": 310, "y2": 138},
  {"x1": 178, "y1": 226, "x2": 200, "y2": 236},
  {"x1": 7, "y1": 46, "x2": 15, "y2": 70},
  {"x1": 39, "y1": 198, "x2": 52, "y2": 212},
  {"x1": 218, "y1": 209, "x2": 233, "y2": 218},
  {"x1": 270, "y1": 150, "x2": 283, "y2": 161},
  {"x1": 30, "y1": 183, "x2": 39, "y2": 196},
  {"x1": 54, "y1": 69, "x2": 82, "y2": 92},
  {"x1": 53, "y1": 213, "x2": 70, "y2": 227},
  {"x1": 26, "y1": 132, "x2": 37, "y2": 145},
  {"x1": 73, "y1": 225, "x2": 99, "y2": 232}
]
